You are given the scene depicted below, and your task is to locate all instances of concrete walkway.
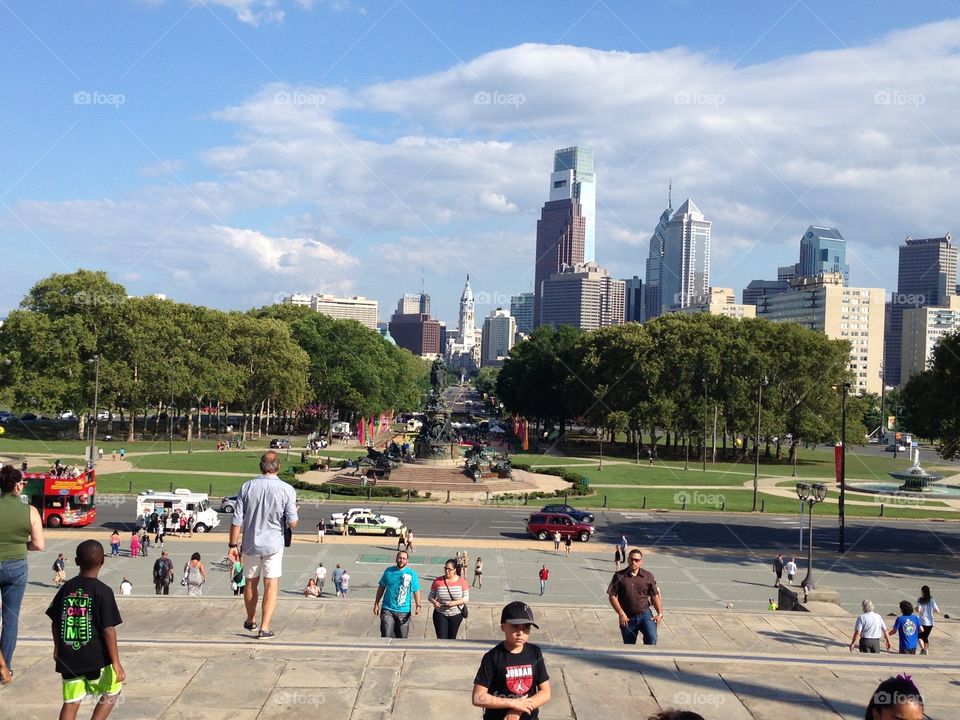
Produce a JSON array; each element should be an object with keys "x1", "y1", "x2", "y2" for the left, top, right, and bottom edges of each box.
[{"x1": 9, "y1": 596, "x2": 959, "y2": 720}]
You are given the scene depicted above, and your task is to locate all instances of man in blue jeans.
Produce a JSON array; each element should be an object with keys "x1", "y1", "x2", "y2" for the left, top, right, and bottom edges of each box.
[
  {"x1": 373, "y1": 550, "x2": 421, "y2": 638},
  {"x1": 606, "y1": 548, "x2": 663, "y2": 645}
]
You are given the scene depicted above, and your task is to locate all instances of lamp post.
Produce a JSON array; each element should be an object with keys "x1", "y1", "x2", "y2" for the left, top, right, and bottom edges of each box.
[
  {"x1": 89, "y1": 355, "x2": 100, "y2": 467},
  {"x1": 702, "y1": 377, "x2": 708, "y2": 473},
  {"x1": 795, "y1": 482, "x2": 827, "y2": 590},
  {"x1": 839, "y1": 381, "x2": 851, "y2": 552},
  {"x1": 752, "y1": 376, "x2": 769, "y2": 512}
]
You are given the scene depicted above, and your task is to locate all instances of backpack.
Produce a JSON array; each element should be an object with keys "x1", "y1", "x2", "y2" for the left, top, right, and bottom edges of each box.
[{"x1": 52, "y1": 560, "x2": 59, "y2": 571}]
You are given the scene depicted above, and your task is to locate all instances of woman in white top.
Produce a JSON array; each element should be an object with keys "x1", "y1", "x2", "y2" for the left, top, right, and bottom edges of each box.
[
  {"x1": 916, "y1": 584, "x2": 940, "y2": 654},
  {"x1": 849, "y1": 599, "x2": 890, "y2": 653}
]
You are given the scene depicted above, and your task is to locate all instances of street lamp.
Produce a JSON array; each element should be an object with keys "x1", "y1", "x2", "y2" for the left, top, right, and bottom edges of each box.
[
  {"x1": 89, "y1": 355, "x2": 100, "y2": 467},
  {"x1": 838, "y1": 381, "x2": 851, "y2": 553},
  {"x1": 795, "y1": 482, "x2": 827, "y2": 590},
  {"x1": 702, "y1": 377, "x2": 708, "y2": 473},
  {"x1": 752, "y1": 376, "x2": 769, "y2": 512}
]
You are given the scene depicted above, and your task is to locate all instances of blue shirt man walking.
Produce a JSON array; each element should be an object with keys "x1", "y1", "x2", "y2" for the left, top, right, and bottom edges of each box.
[{"x1": 374, "y1": 550, "x2": 421, "y2": 638}]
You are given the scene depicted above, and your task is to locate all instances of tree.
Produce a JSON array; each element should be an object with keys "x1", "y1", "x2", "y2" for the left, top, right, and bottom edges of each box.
[
  {"x1": 901, "y1": 331, "x2": 960, "y2": 458},
  {"x1": 473, "y1": 367, "x2": 499, "y2": 398}
]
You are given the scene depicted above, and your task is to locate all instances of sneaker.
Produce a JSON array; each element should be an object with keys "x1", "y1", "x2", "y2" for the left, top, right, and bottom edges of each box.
[
  {"x1": 920, "y1": 648, "x2": 927, "y2": 655},
  {"x1": 258, "y1": 630, "x2": 275, "y2": 639},
  {"x1": 243, "y1": 620, "x2": 258, "y2": 631}
]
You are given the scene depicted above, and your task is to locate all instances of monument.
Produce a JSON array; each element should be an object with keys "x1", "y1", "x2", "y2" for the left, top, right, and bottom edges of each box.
[
  {"x1": 414, "y1": 358, "x2": 459, "y2": 461},
  {"x1": 888, "y1": 446, "x2": 944, "y2": 492}
]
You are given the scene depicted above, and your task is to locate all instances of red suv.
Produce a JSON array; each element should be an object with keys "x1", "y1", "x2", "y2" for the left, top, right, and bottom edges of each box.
[{"x1": 526, "y1": 512, "x2": 595, "y2": 542}]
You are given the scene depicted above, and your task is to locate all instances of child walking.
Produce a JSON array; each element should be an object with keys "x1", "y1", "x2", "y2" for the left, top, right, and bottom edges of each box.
[
  {"x1": 472, "y1": 601, "x2": 551, "y2": 720},
  {"x1": 46, "y1": 539, "x2": 125, "y2": 720}
]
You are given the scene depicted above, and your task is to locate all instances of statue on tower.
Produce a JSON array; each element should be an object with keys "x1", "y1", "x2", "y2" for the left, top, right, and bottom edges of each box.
[{"x1": 430, "y1": 356, "x2": 446, "y2": 394}]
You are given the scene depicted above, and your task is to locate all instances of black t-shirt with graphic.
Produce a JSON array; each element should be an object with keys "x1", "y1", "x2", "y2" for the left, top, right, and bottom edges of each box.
[
  {"x1": 46, "y1": 575, "x2": 123, "y2": 678},
  {"x1": 474, "y1": 641, "x2": 549, "y2": 720}
]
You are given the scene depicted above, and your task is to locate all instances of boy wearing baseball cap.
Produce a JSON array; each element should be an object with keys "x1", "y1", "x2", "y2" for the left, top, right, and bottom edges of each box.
[{"x1": 472, "y1": 601, "x2": 551, "y2": 720}]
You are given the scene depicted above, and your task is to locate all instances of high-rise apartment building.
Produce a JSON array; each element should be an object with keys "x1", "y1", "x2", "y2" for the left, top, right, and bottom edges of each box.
[
  {"x1": 798, "y1": 226, "x2": 848, "y2": 285},
  {"x1": 280, "y1": 293, "x2": 379, "y2": 329},
  {"x1": 883, "y1": 234, "x2": 957, "y2": 386},
  {"x1": 756, "y1": 273, "x2": 885, "y2": 395},
  {"x1": 533, "y1": 198, "x2": 585, "y2": 327},
  {"x1": 550, "y1": 146, "x2": 596, "y2": 262},
  {"x1": 510, "y1": 292, "x2": 534, "y2": 336},
  {"x1": 539, "y1": 262, "x2": 625, "y2": 331},
  {"x1": 659, "y1": 199, "x2": 711, "y2": 314},
  {"x1": 900, "y1": 296, "x2": 960, "y2": 383},
  {"x1": 480, "y1": 308, "x2": 516, "y2": 368},
  {"x1": 623, "y1": 276, "x2": 643, "y2": 322}
]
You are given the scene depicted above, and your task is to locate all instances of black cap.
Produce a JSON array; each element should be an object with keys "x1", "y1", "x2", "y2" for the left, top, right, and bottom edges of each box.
[{"x1": 500, "y1": 601, "x2": 539, "y2": 628}]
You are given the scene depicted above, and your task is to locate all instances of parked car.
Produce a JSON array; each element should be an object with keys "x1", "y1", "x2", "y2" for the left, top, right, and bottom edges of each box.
[
  {"x1": 540, "y1": 503, "x2": 595, "y2": 523},
  {"x1": 219, "y1": 495, "x2": 239, "y2": 513},
  {"x1": 526, "y1": 512, "x2": 595, "y2": 542},
  {"x1": 269, "y1": 437, "x2": 292, "y2": 449},
  {"x1": 345, "y1": 513, "x2": 405, "y2": 537},
  {"x1": 0, "y1": 411, "x2": 15, "y2": 423}
]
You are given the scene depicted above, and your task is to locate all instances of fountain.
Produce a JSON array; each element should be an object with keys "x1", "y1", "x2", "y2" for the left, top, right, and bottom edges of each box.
[
  {"x1": 887, "y1": 446, "x2": 944, "y2": 492},
  {"x1": 414, "y1": 358, "x2": 460, "y2": 462}
]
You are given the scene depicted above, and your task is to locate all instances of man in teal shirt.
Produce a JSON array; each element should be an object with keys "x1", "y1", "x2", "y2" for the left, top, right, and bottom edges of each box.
[{"x1": 373, "y1": 550, "x2": 421, "y2": 638}]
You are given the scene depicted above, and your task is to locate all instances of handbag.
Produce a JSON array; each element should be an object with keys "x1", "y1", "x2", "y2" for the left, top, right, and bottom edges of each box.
[
  {"x1": 284, "y1": 525, "x2": 293, "y2": 548},
  {"x1": 442, "y1": 577, "x2": 468, "y2": 618}
]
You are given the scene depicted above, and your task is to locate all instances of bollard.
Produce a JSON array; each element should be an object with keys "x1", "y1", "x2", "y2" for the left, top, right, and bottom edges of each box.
[
  {"x1": 603, "y1": 495, "x2": 608, "y2": 508},
  {"x1": 880, "y1": 503, "x2": 884, "y2": 517},
  {"x1": 761, "y1": 499, "x2": 766, "y2": 512},
  {"x1": 209, "y1": 484, "x2": 212, "y2": 496},
  {"x1": 721, "y1": 498, "x2": 725, "y2": 511},
  {"x1": 485, "y1": 491, "x2": 490, "y2": 504},
  {"x1": 327, "y1": 487, "x2": 332, "y2": 500},
  {"x1": 128, "y1": 481, "x2": 132, "y2": 493},
  {"x1": 446, "y1": 490, "x2": 451, "y2": 504},
  {"x1": 366, "y1": 486, "x2": 371, "y2": 500},
  {"x1": 642, "y1": 496, "x2": 647, "y2": 509},
  {"x1": 169, "y1": 481, "x2": 173, "y2": 492},
  {"x1": 406, "y1": 489, "x2": 411, "y2": 502},
  {"x1": 523, "y1": 493, "x2": 528, "y2": 505},
  {"x1": 682, "y1": 497, "x2": 686, "y2": 510}
]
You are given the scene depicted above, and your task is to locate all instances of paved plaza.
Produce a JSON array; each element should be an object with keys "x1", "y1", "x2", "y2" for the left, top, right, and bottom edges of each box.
[{"x1": 4, "y1": 531, "x2": 959, "y2": 718}]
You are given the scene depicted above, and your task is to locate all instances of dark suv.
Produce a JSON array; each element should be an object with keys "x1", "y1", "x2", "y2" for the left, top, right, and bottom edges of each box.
[
  {"x1": 527, "y1": 512, "x2": 595, "y2": 543},
  {"x1": 269, "y1": 437, "x2": 292, "y2": 449},
  {"x1": 540, "y1": 503, "x2": 595, "y2": 523}
]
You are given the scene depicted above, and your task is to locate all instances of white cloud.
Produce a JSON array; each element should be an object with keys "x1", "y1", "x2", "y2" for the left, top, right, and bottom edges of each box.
[{"x1": 6, "y1": 20, "x2": 960, "y2": 319}]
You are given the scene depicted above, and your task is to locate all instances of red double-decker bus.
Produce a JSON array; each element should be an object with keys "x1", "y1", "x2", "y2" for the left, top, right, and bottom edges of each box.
[{"x1": 22, "y1": 469, "x2": 97, "y2": 528}]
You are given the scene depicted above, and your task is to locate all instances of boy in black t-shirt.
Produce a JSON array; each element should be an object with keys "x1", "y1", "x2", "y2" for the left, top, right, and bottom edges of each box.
[
  {"x1": 46, "y1": 539, "x2": 125, "y2": 720},
  {"x1": 472, "y1": 601, "x2": 551, "y2": 720}
]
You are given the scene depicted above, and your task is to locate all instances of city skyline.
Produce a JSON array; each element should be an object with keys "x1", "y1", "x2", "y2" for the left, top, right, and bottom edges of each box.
[{"x1": 4, "y1": 4, "x2": 960, "y2": 325}]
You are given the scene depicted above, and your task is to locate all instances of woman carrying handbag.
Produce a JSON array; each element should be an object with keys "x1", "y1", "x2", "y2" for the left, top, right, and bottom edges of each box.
[{"x1": 428, "y1": 559, "x2": 470, "y2": 639}]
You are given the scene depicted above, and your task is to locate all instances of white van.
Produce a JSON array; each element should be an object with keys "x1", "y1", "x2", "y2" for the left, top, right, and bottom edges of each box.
[{"x1": 136, "y1": 488, "x2": 221, "y2": 533}]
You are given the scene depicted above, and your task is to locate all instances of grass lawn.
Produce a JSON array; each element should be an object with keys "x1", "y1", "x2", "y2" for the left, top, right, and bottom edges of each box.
[
  {"x1": 566, "y1": 487, "x2": 958, "y2": 519},
  {"x1": 94, "y1": 472, "x2": 248, "y2": 498}
]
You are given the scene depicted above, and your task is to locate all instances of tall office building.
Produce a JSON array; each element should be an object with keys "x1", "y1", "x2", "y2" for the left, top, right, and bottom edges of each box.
[
  {"x1": 900, "y1": 296, "x2": 960, "y2": 383},
  {"x1": 539, "y1": 262, "x2": 625, "y2": 331},
  {"x1": 550, "y1": 146, "x2": 596, "y2": 262},
  {"x1": 757, "y1": 273, "x2": 885, "y2": 395},
  {"x1": 480, "y1": 308, "x2": 516, "y2": 368},
  {"x1": 397, "y1": 293, "x2": 430, "y2": 316},
  {"x1": 623, "y1": 276, "x2": 643, "y2": 322},
  {"x1": 884, "y1": 234, "x2": 957, "y2": 386},
  {"x1": 659, "y1": 199, "x2": 711, "y2": 313},
  {"x1": 741, "y1": 279, "x2": 789, "y2": 307},
  {"x1": 533, "y1": 198, "x2": 585, "y2": 327},
  {"x1": 643, "y1": 192, "x2": 673, "y2": 321},
  {"x1": 389, "y1": 292, "x2": 440, "y2": 357},
  {"x1": 510, "y1": 292, "x2": 535, "y2": 336},
  {"x1": 798, "y1": 226, "x2": 848, "y2": 285}
]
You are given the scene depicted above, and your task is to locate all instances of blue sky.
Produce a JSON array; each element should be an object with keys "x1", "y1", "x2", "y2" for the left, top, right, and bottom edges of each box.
[{"x1": 3, "y1": 0, "x2": 960, "y2": 324}]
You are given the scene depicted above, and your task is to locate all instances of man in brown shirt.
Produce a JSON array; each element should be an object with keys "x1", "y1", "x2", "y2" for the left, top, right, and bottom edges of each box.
[{"x1": 606, "y1": 548, "x2": 663, "y2": 645}]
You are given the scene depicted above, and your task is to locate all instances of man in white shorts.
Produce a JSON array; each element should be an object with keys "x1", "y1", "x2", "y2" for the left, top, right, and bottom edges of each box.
[{"x1": 228, "y1": 452, "x2": 298, "y2": 639}]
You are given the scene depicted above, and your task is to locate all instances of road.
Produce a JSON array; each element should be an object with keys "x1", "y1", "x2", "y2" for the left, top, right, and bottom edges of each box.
[{"x1": 93, "y1": 497, "x2": 960, "y2": 557}]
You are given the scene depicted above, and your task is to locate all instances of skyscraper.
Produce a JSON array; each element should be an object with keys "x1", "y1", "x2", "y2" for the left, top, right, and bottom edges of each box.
[
  {"x1": 481, "y1": 308, "x2": 516, "y2": 368},
  {"x1": 550, "y1": 146, "x2": 596, "y2": 262},
  {"x1": 539, "y1": 262, "x2": 625, "y2": 331},
  {"x1": 643, "y1": 190, "x2": 673, "y2": 321},
  {"x1": 798, "y1": 226, "x2": 848, "y2": 285},
  {"x1": 659, "y1": 198, "x2": 711, "y2": 313},
  {"x1": 883, "y1": 234, "x2": 957, "y2": 386},
  {"x1": 510, "y1": 292, "x2": 534, "y2": 336},
  {"x1": 623, "y1": 276, "x2": 643, "y2": 322},
  {"x1": 533, "y1": 198, "x2": 585, "y2": 327}
]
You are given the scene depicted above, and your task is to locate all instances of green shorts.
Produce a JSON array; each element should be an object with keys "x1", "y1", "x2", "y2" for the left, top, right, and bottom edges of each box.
[{"x1": 62, "y1": 665, "x2": 122, "y2": 703}]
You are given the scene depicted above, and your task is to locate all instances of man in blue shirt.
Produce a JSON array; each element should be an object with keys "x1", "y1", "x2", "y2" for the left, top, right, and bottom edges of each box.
[
  {"x1": 374, "y1": 550, "x2": 421, "y2": 638},
  {"x1": 228, "y1": 452, "x2": 298, "y2": 639}
]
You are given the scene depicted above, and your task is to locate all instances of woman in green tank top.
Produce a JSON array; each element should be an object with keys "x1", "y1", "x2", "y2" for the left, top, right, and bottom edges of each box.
[{"x1": 0, "y1": 465, "x2": 46, "y2": 676}]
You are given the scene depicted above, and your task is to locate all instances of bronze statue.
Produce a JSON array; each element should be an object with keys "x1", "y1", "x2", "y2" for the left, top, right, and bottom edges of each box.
[{"x1": 430, "y1": 356, "x2": 446, "y2": 392}]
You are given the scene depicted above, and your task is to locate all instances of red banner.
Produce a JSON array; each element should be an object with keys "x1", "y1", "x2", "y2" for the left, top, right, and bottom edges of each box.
[{"x1": 834, "y1": 442, "x2": 843, "y2": 484}]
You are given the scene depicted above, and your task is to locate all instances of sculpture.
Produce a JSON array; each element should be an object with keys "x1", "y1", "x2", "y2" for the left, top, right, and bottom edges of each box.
[{"x1": 430, "y1": 357, "x2": 446, "y2": 394}]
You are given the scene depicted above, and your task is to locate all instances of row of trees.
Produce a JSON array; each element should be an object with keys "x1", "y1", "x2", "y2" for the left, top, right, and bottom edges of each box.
[
  {"x1": 497, "y1": 313, "x2": 875, "y2": 463},
  {"x1": 0, "y1": 270, "x2": 429, "y2": 442},
  {"x1": 901, "y1": 332, "x2": 960, "y2": 459}
]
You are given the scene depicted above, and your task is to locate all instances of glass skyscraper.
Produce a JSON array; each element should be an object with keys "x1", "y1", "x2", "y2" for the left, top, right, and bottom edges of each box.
[
  {"x1": 798, "y1": 226, "x2": 848, "y2": 285},
  {"x1": 658, "y1": 199, "x2": 711, "y2": 313},
  {"x1": 549, "y1": 146, "x2": 596, "y2": 262}
]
